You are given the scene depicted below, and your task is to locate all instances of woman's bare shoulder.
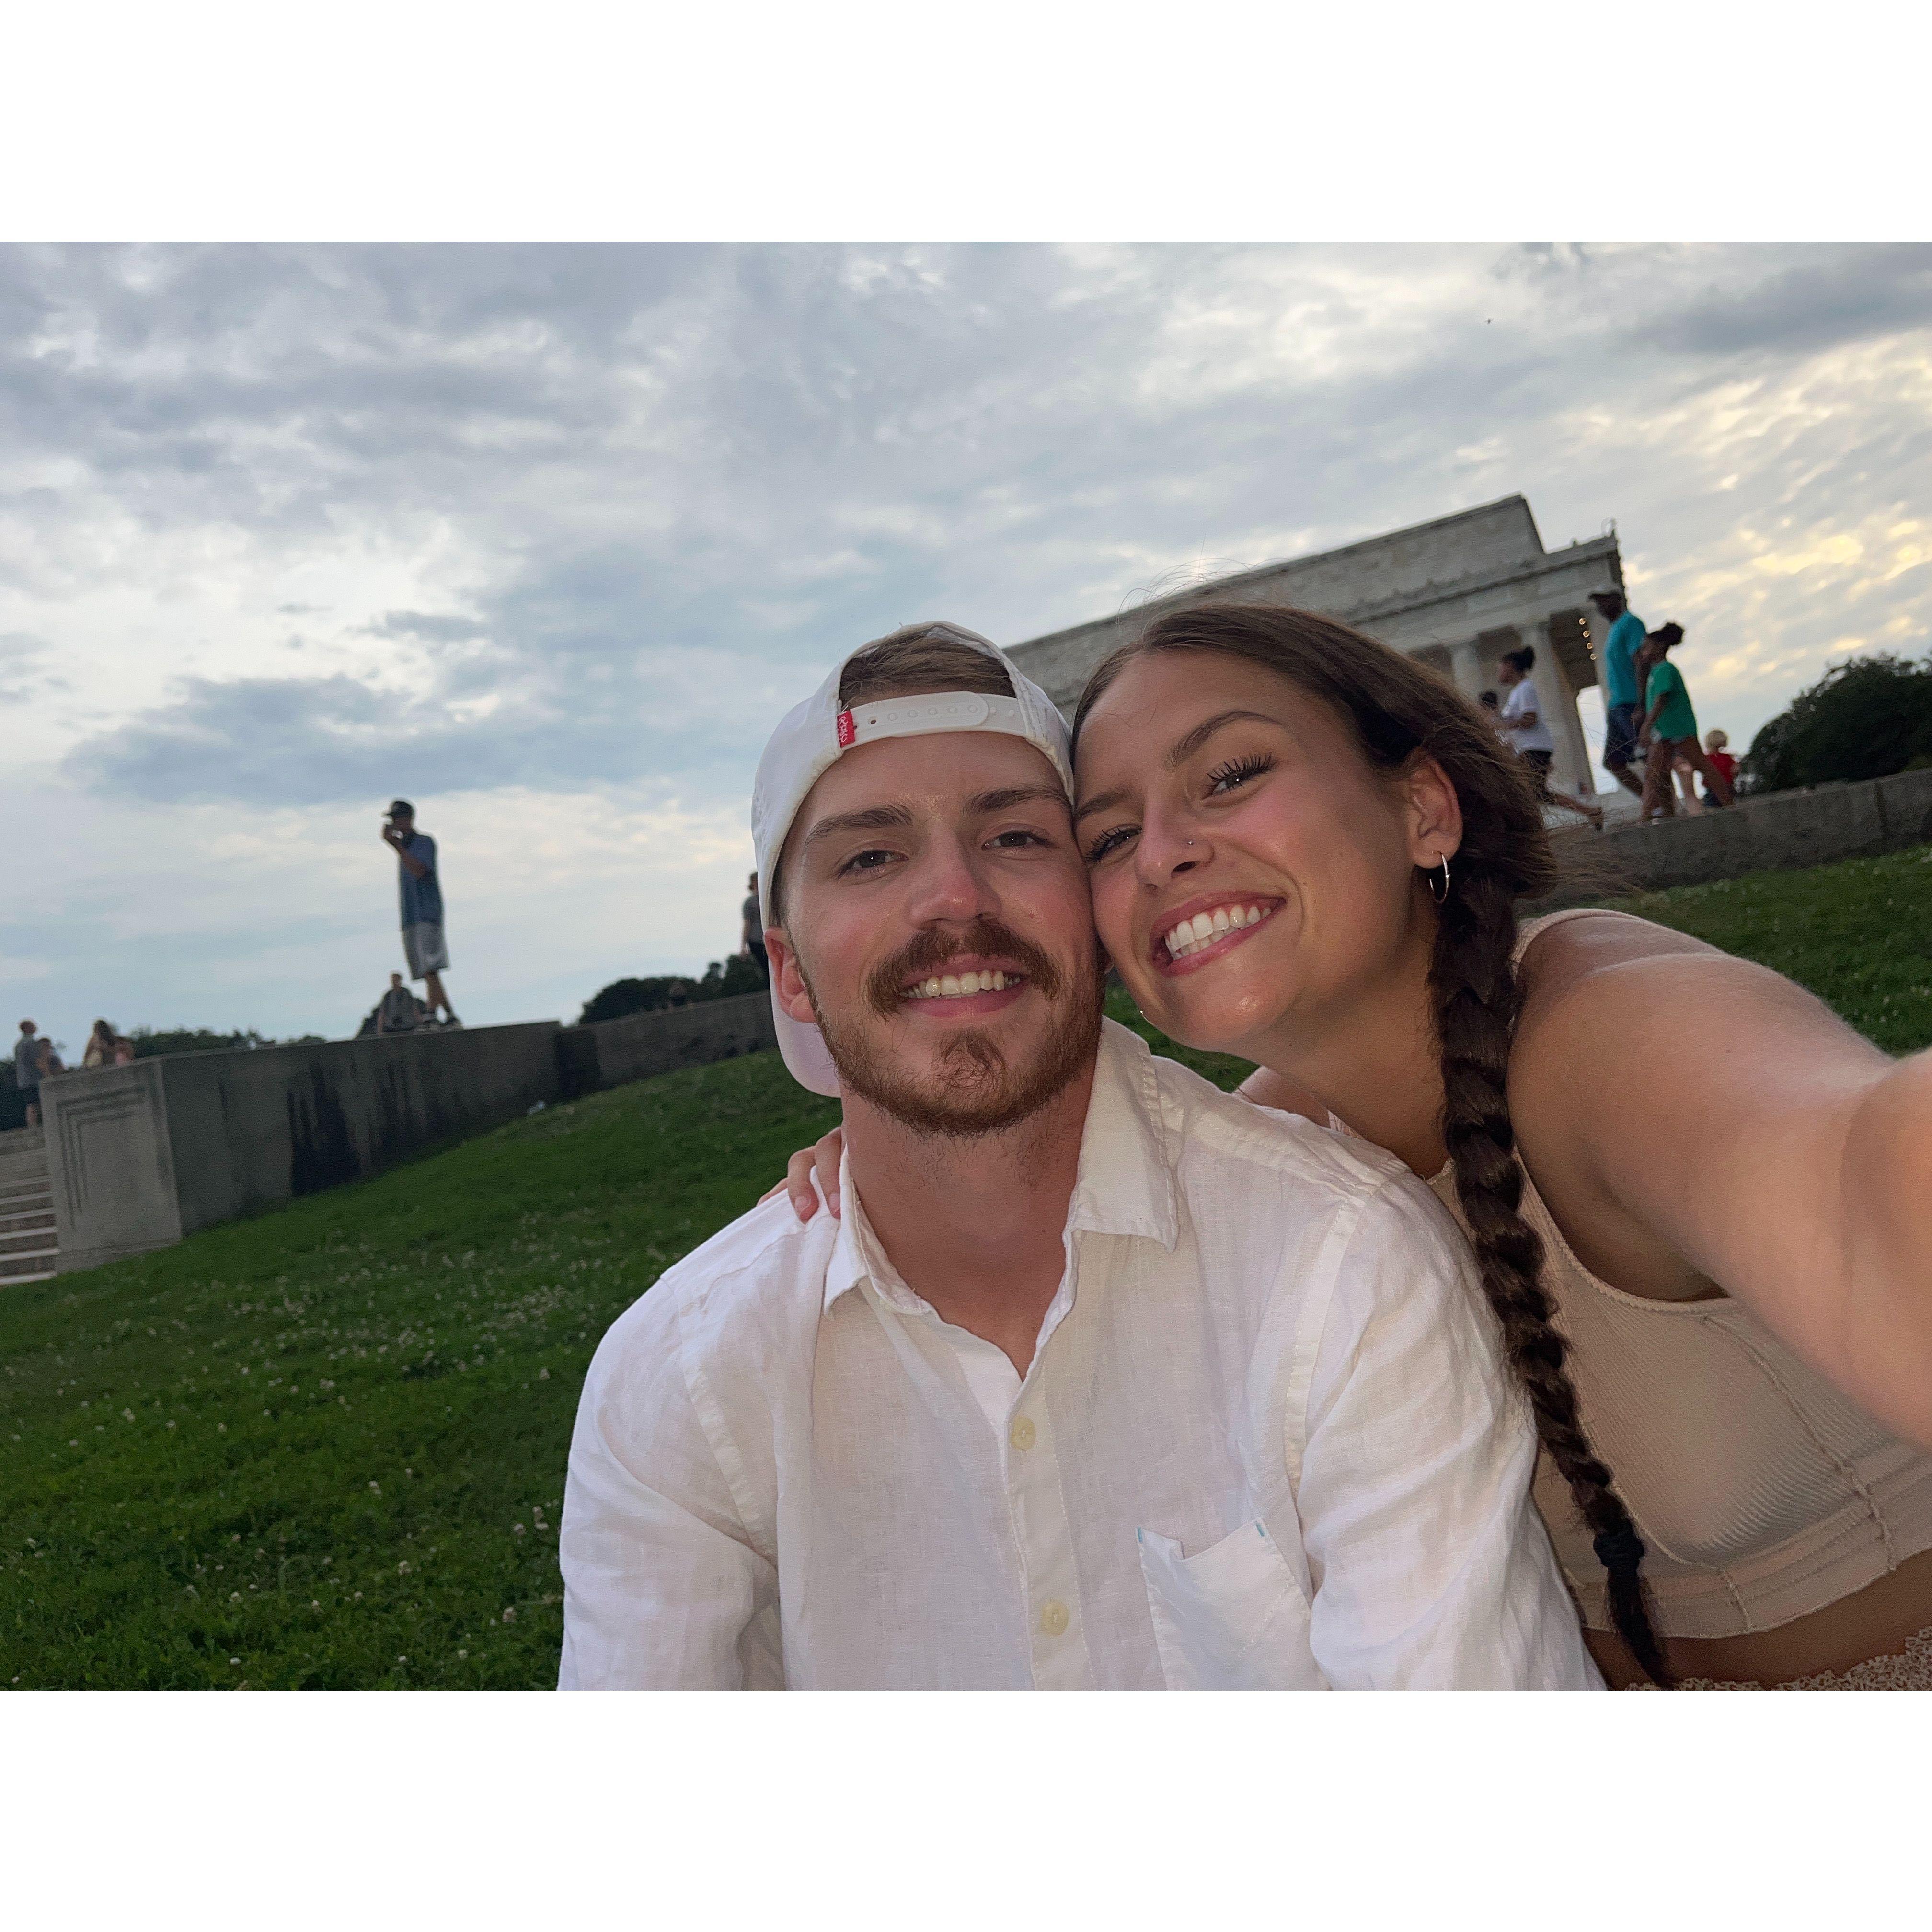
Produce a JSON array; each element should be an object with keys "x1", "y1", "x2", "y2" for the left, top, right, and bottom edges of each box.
[{"x1": 1517, "y1": 908, "x2": 1716, "y2": 1005}]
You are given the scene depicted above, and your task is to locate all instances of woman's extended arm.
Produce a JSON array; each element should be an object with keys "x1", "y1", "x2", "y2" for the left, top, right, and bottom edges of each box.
[{"x1": 1511, "y1": 911, "x2": 1932, "y2": 1448}]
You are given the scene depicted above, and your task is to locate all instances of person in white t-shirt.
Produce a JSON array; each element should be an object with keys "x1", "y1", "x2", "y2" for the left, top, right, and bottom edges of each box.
[
  {"x1": 556, "y1": 621, "x2": 1599, "y2": 1690},
  {"x1": 1496, "y1": 646, "x2": 1603, "y2": 828}
]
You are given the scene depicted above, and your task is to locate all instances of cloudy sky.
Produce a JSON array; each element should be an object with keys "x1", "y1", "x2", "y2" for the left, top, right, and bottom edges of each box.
[{"x1": 4, "y1": 242, "x2": 1929, "y2": 1047}]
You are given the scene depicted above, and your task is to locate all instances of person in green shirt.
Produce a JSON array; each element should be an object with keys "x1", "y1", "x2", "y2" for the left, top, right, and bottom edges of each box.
[{"x1": 1639, "y1": 624, "x2": 1734, "y2": 820}]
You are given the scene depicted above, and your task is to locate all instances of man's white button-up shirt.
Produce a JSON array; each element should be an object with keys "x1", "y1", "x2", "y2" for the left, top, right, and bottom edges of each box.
[{"x1": 558, "y1": 1021, "x2": 1601, "y2": 1690}]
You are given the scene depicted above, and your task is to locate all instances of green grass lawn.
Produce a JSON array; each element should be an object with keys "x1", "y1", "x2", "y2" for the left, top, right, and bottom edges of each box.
[{"x1": 3, "y1": 843, "x2": 1928, "y2": 1688}]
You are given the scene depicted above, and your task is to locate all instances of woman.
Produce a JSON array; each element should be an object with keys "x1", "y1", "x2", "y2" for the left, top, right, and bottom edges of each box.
[
  {"x1": 1493, "y1": 646, "x2": 1603, "y2": 829},
  {"x1": 1638, "y1": 623, "x2": 1734, "y2": 821},
  {"x1": 780, "y1": 603, "x2": 1932, "y2": 1688},
  {"x1": 81, "y1": 1019, "x2": 121, "y2": 1070}
]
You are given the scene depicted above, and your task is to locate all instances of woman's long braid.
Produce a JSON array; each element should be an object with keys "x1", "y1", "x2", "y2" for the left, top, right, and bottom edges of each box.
[
  {"x1": 1075, "y1": 598, "x2": 1675, "y2": 1685},
  {"x1": 1429, "y1": 861, "x2": 1674, "y2": 1686}
]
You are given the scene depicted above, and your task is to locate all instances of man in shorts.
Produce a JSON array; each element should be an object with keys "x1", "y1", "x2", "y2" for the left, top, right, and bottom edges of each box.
[
  {"x1": 381, "y1": 800, "x2": 460, "y2": 1027},
  {"x1": 1590, "y1": 588, "x2": 1649, "y2": 802}
]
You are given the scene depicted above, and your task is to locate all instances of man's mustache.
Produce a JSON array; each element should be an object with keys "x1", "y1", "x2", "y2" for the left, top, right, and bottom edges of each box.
[{"x1": 865, "y1": 917, "x2": 1066, "y2": 1018}]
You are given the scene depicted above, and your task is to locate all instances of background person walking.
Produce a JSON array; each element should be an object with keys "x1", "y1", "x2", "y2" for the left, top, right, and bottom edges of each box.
[
  {"x1": 14, "y1": 1021, "x2": 44, "y2": 1127},
  {"x1": 1589, "y1": 588, "x2": 1648, "y2": 799},
  {"x1": 1495, "y1": 646, "x2": 1604, "y2": 827},
  {"x1": 1639, "y1": 625, "x2": 1733, "y2": 820},
  {"x1": 380, "y1": 800, "x2": 460, "y2": 1027}
]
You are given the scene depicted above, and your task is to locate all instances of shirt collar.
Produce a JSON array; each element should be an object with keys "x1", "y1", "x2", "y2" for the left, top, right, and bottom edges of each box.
[{"x1": 822, "y1": 1017, "x2": 1180, "y2": 1316}]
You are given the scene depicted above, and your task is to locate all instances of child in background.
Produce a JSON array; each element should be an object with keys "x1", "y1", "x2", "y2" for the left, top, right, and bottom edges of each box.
[{"x1": 1702, "y1": 728, "x2": 1737, "y2": 807}]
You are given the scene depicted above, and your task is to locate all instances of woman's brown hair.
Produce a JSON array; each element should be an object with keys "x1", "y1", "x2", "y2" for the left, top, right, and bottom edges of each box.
[{"x1": 1073, "y1": 600, "x2": 1672, "y2": 1684}]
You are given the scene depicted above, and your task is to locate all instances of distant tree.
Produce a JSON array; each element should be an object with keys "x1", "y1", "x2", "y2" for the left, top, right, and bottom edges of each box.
[
  {"x1": 1741, "y1": 650, "x2": 1932, "y2": 795},
  {"x1": 128, "y1": 1027, "x2": 327, "y2": 1059},
  {"x1": 578, "y1": 953, "x2": 768, "y2": 1026}
]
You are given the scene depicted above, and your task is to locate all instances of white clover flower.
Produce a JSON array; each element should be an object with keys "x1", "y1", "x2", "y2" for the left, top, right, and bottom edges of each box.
[
  {"x1": 398, "y1": 1561, "x2": 411, "y2": 1574},
  {"x1": 501, "y1": 1608, "x2": 517, "y2": 1623},
  {"x1": 230, "y1": 1592, "x2": 242, "y2": 1602}
]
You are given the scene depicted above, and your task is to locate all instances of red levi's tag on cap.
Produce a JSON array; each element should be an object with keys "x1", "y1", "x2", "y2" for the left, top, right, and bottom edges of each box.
[{"x1": 835, "y1": 709, "x2": 857, "y2": 748}]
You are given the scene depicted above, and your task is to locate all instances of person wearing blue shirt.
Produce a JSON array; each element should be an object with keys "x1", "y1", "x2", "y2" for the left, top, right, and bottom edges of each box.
[
  {"x1": 1589, "y1": 588, "x2": 1650, "y2": 802},
  {"x1": 381, "y1": 799, "x2": 460, "y2": 1028}
]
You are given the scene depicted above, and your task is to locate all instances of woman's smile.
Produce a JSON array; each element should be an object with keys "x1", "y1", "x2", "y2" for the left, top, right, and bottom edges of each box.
[{"x1": 1152, "y1": 893, "x2": 1284, "y2": 973}]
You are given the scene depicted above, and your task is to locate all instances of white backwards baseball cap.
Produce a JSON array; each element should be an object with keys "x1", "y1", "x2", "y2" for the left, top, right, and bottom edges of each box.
[{"x1": 751, "y1": 621, "x2": 1075, "y2": 1096}]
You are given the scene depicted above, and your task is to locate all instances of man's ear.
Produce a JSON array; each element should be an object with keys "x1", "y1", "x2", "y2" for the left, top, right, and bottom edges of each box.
[
  {"x1": 1403, "y1": 753, "x2": 1464, "y2": 869},
  {"x1": 764, "y1": 929, "x2": 818, "y2": 1026}
]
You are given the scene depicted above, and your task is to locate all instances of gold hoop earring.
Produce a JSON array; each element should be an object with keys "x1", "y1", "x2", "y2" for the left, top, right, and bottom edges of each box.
[{"x1": 1427, "y1": 855, "x2": 1450, "y2": 904}]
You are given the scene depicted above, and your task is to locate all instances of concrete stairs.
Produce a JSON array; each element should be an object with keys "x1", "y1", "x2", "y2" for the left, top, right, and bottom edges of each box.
[{"x1": 0, "y1": 1127, "x2": 58, "y2": 1285}]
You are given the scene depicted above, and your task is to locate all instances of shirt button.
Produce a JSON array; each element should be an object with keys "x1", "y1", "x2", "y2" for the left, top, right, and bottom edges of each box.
[
  {"x1": 1010, "y1": 1416, "x2": 1036, "y2": 1451},
  {"x1": 1039, "y1": 1599, "x2": 1069, "y2": 1637}
]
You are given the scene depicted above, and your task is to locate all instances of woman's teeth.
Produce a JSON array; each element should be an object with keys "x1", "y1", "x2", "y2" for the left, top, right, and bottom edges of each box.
[
  {"x1": 905, "y1": 969, "x2": 1012, "y2": 1000},
  {"x1": 1164, "y1": 904, "x2": 1266, "y2": 960}
]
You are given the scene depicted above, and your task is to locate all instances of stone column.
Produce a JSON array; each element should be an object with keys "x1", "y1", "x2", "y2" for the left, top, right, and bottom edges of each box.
[{"x1": 1449, "y1": 639, "x2": 1484, "y2": 703}]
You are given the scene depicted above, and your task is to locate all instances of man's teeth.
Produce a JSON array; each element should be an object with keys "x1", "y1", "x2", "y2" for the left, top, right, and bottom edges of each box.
[
  {"x1": 1164, "y1": 904, "x2": 1266, "y2": 959},
  {"x1": 905, "y1": 969, "x2": 1013, "y2": 1000}
]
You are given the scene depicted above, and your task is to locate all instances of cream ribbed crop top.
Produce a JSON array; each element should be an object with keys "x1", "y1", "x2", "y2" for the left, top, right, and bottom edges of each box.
[{"x1": 1350, "y1": 909, "x2": 1932, "y2": 1640}]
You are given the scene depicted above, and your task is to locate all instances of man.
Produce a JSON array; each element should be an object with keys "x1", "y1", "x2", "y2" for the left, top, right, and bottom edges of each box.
[
  {"x1": 1638, "y1": 623, "x2": 1734, "y2": 820},
  {"x1": 380, "y1": 800, "x2": 460, "y2": 1028},
  {"x1": 14, "y1": 1020, "x2": 42, "y2": 1128},
  {"x1": 738, "y1": 871, "x2": 767, "y2": 984},
  {"x1": 558, "y1": 622, "x2": 1598, "y2": 1690},
  {"x1": 1590, "y1": 587, "x2": 1650, "y2": 801},
  {"x1": 375, "y1": 971, "x2": 421, "y2": 1036}
]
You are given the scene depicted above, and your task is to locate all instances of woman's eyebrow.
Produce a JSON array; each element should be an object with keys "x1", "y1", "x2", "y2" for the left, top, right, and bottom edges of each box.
[
  {"x1": 1163, "y1": 709, "x2": 1280, "y2": 767},
  {"x1": 1073, "y1": 785, "x2": 1127, "y2": 826},
  {"x1": 1076, "y1": 709, "x2": 1281, "y2": 823}
]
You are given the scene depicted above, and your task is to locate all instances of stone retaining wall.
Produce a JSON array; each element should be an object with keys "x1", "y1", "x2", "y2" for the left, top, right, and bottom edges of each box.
[
  {"x1": 41, "y1": 991, "x2": 777, "y2": 1276},
  {"x1": 1542, "y1": 765, "x2": 1932, "y2": 902}
]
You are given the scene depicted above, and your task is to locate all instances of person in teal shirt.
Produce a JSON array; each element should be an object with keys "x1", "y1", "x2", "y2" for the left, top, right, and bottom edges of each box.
[
  {"x1": 1589, "y1": 588, "x2": 1648, "y2": 798},
  {"x1": 1639, "y1": 624, "x2": 1734, "y2": 819}
]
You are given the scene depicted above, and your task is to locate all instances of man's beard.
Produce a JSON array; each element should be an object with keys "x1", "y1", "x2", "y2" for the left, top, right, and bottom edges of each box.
[{"x1": 805, "y1": 916, "x2": 1104, "y2": 1139}]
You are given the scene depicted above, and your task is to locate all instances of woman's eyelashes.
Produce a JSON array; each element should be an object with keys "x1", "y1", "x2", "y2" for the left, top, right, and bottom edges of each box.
[
  {"x1": 1082, "y1": 753, "x2": 1277, "y2": 862},
  {"x1": 1083, "y1": 823, "x2": 1137, "y2": 865},
  {"x1": 1204, "y1": 751, "x2": 1276, "y2": 796}
]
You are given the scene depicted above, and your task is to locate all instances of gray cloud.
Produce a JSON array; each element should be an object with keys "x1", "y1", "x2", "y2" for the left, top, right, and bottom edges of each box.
[
  {"x1": 1623, "y1": 244, "x2": 1932, "y2": 358},
  {"x1": 367, "y1": 610, "x2": 492, "y2": 643},
  {"x1": 13, "y1": 241, "x2": 1932, "y2": 818}
]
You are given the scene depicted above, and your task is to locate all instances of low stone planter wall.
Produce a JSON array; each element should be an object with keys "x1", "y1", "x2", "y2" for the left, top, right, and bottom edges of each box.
[
  {"x1": 556, "y1": 990, "x2": 776, "y2": 1098},
  {"x1": 43, "y1": 1022, "x2": 564, "y2": 1275},
  {"x1": 1541, "y1": 765, "x2": 1932, "y2": 903},
  {"x1": 42, "y1": 990, "x2": 780, "y2": 1276}
]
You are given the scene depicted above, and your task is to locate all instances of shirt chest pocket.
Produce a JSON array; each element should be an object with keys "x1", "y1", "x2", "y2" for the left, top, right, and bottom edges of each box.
[{"x1": 1136, "y1": 1520, "x2": 1322, "y2": 1690}]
